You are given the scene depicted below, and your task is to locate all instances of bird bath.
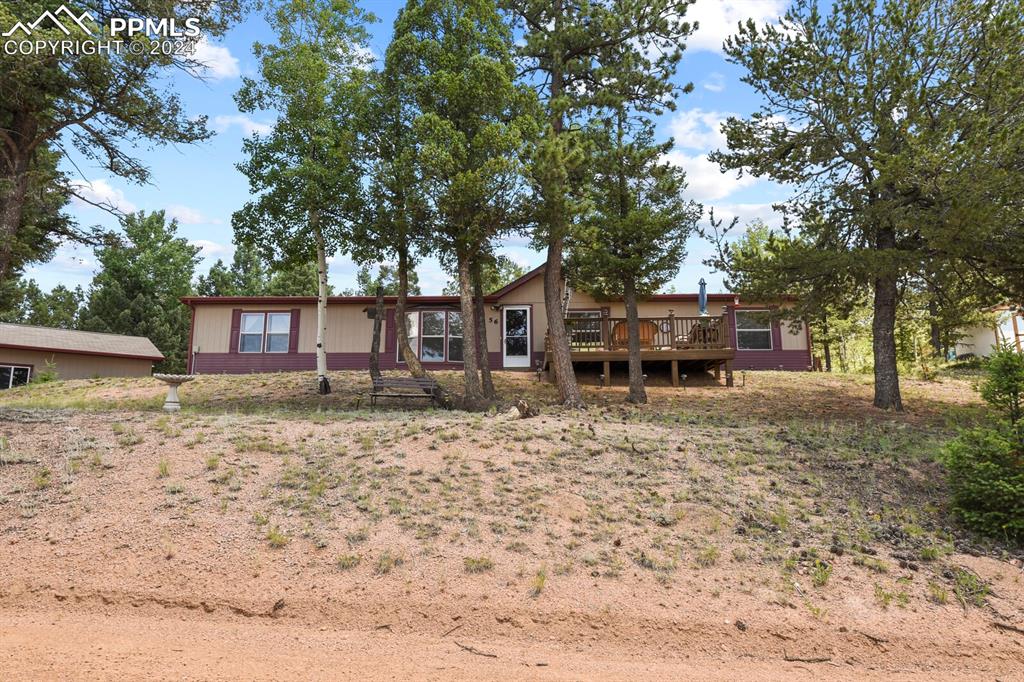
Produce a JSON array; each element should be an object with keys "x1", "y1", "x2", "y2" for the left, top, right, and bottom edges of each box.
[{"x1": 153, "y1": 374, "x2": 196, "y2": 412}]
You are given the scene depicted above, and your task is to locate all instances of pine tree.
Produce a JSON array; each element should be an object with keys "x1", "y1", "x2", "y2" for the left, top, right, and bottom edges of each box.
[
  {"x1": 711, "y1": 0, "x2": 1022, "y2": 410},
  {"x1": 386, "y1": 0, "x2": 538, "y2": 408},
  {"x1": 81, "y1": 211, "x2": 200, "y2": 372},
  {"x1": 504, "y1": 0, "x2": 697, "y2": 407},
  {"x1": 569, "y1": 114, "x2": 699, "y2": 403}
]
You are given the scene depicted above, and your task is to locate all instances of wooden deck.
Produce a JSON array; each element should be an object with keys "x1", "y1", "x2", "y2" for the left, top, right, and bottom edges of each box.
[{"x1": 544, "y1": 313, "x2": 736, "y2": 387}]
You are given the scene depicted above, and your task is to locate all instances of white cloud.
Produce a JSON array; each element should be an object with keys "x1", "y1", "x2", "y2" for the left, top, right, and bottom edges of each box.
[
  {"x1": 68, "y1": 179, "x2": 137, "y2": 213},
  {"x1": 687, "y1": 0, "x2": 788, "y2": 54},
  {"x1": 663, "y1": 150, "x2": 758, "y2": 202},
  {"x1": 668, "y1": 108, "x2": 735, "y2": 151},
  {"x1": 191, "y1": 37, "x2": 240, "y2": 80},
  {"x1": 709, "y1": 202, "x2": 784, "y2": 231},
  {"x1": 702, "y1": 72, "x2": 726, "y2": 92},
  {"x1": 190, "y1": 240, "x2": 232, "y2": 258},
  {"x1": 212, "y1": 114, "x2": 273, "y2": 136},
  {"x1": 167, "y1": 204, "x2": 221, "y2": 225}
]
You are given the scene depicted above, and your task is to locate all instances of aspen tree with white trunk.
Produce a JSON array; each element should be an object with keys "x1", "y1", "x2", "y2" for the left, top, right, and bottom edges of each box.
[{"x1": 231, "y1": 0, "x2": 372, "y2": 395}]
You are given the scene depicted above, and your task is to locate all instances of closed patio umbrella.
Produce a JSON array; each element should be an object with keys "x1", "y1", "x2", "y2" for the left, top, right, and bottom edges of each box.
[{"x1": 698, "y1": 278, "x2": 708, "y2": 316}]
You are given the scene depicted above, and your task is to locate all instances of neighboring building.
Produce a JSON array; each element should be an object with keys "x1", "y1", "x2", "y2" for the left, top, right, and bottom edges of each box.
[
  {"x1": 182, "y1": 266, "x2": 811, "y2": 379},
  {"x1": 0, "y1": 323, "x2": 164, "y2": 388},
  {"x1": 955, "y1": 305, "x2": 1024, "y2": 358}
]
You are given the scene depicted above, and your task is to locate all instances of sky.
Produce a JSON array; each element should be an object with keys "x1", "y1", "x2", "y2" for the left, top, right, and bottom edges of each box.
[{"x1": 24, "y1": 0, "x2": 793, "y2": 296}]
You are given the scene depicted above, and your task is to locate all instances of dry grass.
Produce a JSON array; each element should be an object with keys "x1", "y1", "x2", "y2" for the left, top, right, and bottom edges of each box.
[{"x1": 1, "y1": 369, "x2": 1016, "y2": 643}]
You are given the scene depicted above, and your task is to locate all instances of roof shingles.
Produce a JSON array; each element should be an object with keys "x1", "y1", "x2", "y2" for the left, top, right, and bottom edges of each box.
[{"x1": 0, "y1": 323, "x2": 164, "y2": 361}]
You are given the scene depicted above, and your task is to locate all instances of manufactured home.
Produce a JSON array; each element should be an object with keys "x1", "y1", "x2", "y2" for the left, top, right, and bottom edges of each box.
[
  {"x1": 181, "y1": 266, "x2": 812, "y2": 383},
  {"x1": 0, "y1": 322, "x2": 164, "y2": 387}
]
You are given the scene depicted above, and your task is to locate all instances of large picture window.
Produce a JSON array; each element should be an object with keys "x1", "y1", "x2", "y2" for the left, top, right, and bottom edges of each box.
[
  {"x1": 0, "y1": 365, "x2": 31, "y2": 390},
  {"x1": 239, "y1": 312, "x2": 291, "y2": 353},
  {"x1": 735, "y1": 310, "x2": 772, "y2": 350},
  {"x1": 398, "y1": 310, "x2": 464, "y2": 363},
  {"x1": 447, "y1": 312, "x2": 464, "y2": 362}
]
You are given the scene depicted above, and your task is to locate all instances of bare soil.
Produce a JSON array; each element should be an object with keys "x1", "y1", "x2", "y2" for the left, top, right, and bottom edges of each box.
[{"x1": 1, "y1": 370, "x2": 1022, "y2": 680}]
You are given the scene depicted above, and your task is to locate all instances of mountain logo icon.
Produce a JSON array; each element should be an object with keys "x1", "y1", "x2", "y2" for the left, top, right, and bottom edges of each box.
[{"x1": 2, "y1": 5, "x2": 95, "y2": 37}]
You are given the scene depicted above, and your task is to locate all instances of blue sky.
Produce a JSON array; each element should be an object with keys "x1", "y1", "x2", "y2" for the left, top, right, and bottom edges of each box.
[{"x1": 25, "y1": 0, "x2": 792, "y2": 295}]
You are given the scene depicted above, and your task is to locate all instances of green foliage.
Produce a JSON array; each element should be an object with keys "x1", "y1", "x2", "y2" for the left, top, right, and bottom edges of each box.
[
  {"x1": 388, "y1": 0, "x2": 539, "y2": 270},
  {"x1": 198, "y1": 241, "x2": 334, "y2": 297},
  {"x1": 80, "y1": 211, "x2": 200, "y2": 373},
  {"x1": 0, "y1": 278, "x2": 84, "y2": 328},
  {"x1": 345, "y1": 264, "x2": 420, "y2": 296},
  {"x1": 231, "y1": 0, "x2": 372, "y2": 269},
  {"x1": 707, "y1": 0, "x2": 1024, "y2": 409},
  {"x1": 0, "y1": 1, "x2": 242, "y2": 281},
  {"x1": 943, "y1": 348, "x2": 1024, "y2": 541},
  {"x1": 568, "y1": 116, "x2": 699, "y2": 300},
  {"x1": 979, "y1": 348, "x2": 1024, "y2": 426},
  {"x1": 443, "y1": 255, "x2": 524, "y2": 296}
]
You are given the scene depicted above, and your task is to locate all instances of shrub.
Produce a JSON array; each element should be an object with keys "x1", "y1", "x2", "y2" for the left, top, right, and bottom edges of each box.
[
  {"x1": 942, "y1": 347, "x2": 1024, "y2": 541},
  {"x1": 943, "y1": 426, "x2": 1024, "y2": 540}
]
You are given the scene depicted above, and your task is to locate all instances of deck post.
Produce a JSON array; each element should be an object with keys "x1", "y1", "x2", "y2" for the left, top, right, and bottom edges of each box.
[
  {"x1": 714, "y1": 363, "x2": 721, "y2": 382},
  {"x1": 725, "y1": 360, "x2": 734, "y2": 387},
  {"x1": 671, "y1": 359, "x2": 679, "y2": 387},
  {"x1": 603, "y1": 361, "x2": 611, "y2": 387}
]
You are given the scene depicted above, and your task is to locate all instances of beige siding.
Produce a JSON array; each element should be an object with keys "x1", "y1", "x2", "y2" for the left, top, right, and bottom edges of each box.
[
  {"x1": 780, "y1": 319, "x2": 809, "y2": 351},
  {"x1": 0, "y1": 348, "x2": 154, "y2": 380},
  {"x1": 192, "y1": 303, "x2": 382, "y2": 354}
]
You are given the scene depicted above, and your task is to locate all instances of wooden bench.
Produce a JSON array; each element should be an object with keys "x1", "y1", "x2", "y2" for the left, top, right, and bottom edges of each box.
[{"x1": 370, "y1": 376, "x2": 441, "y2": 407}]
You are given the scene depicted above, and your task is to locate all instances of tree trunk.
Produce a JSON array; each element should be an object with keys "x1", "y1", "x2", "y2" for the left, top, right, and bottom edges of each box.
[
  {"x1": 928, "y1": 297, "x2": 942, "y2": 357},
  {"x1": 368, "y1": 285, "x2": 384, "y2": 382},
  {"x1": 0, "y1": 163, "x2": 31, "y2": 284},
  {"x1": 396, "y1": 245, "x2": 428, "y2": 378},
  {"x1": 313, "y1": 220, "x2": 331, "y2": 395},
  {"x1": 623, "y1": 278, "x2": 646, "y2": 404},
  {"x1": 472, "y1": 258, "x2": 495, "y2": 400},
  {"x1": 540, "y1": 10, "x2": 584, "y2": 409},
  {"x1": 821, "y1": 315, "x2": 833, "y2": 372},
  {"x1": 872, "y1": 270, "x2": 903, "y2": 411},
  {"x1": 457, "y1": 252, "x2": 485, "y2": 409}
]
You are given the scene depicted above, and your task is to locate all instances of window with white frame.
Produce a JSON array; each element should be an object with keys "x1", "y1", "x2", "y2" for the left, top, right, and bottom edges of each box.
[
  {"x1": 265, "y1": 313, "x2": 291, "y2": 352},
  {"x1": 420, "y1": 311, "x2": 446, "y2": 361},
  {"x1": 735, "y1": 310, "x2": 772, "y2": 350},
  {"x1": 239, "y1": 312, "x2": 291, "y2": 353},
  {"x1": 398, "y1": 310, "x2": 463, "y2": 363},
  {"x1": 0, "y1": 365, "x2": 31, "y2": 390}
]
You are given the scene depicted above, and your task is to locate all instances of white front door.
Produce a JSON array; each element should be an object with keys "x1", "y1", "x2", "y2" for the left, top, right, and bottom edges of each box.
[{"x1": 502, "y1": 306, "x2": 531, "y2": 368}]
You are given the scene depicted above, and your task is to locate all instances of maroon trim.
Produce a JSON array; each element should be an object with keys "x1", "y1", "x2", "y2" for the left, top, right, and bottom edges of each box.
[
  {"x1": 229, "y1": 308, "x2": 242, "y2": 354},
  {"x1": 288, "y1": 308, "x2": 300, "y2": 353},
  {"x1": 0, "y1": 342, "x2": 162, "y2": 362},
  {"x1": 186, "y1": 304, "x2": 196, "y2": 373}
]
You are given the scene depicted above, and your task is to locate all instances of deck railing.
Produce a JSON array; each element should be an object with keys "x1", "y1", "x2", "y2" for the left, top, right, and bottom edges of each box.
[{"x1": 560, "y1": 313, "x2": 732, "y2": 352}]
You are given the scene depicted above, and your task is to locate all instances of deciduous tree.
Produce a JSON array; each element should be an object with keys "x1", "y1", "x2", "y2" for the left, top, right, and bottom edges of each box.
[{"x1": 232, "y1": 0, "x2": 372, "y2": 394}]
